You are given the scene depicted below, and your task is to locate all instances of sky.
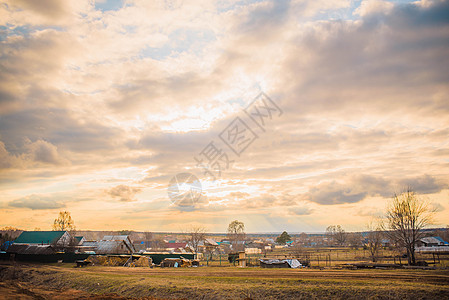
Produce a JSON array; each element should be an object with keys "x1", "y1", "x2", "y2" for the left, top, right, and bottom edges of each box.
[{"x1": 0, "y1": 0, "x2": 448, "y2": 233}]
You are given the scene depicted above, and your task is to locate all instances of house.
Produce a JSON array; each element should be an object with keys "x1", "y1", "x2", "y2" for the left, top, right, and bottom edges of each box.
[
  {"x1": 380, "y1": 239, "x2": 391, "y2": 248},
  {"x1": 79, "y1": 235, "x2": 135, "y2": 254},
  {"x1": 165, "y1": 242, "x2": 187, "y2": 253},
  {"x1": 420, "y1": 236, "x2": 449, "y2": 247},
  {"x1": 245, "y1": 241, "x2": 264, "y2": 249},
  {"x1": 216, "y1": 241, "x2": 232, "y2": 254},
  {"x1": 205, "y1": 238, "x2": 218, "y2": 247},
  {"x1": 96, "y1": 235, "x2": 136, "y2": 254},
  {"x1": 204, "y1": 238, "x2": 219, "y2": 253},
  {"x1": 198, "y1": 238, "x2": 219, "y2": 254},
  {"x1": 74, "y1": 236, "x2": 85, "y2": 245},
  {"x1": 14, "y1": 231, "x2": 72, "y2": 246},
  {"x1": 95, "y1": 241, "x2": 131, "y2": 254}
]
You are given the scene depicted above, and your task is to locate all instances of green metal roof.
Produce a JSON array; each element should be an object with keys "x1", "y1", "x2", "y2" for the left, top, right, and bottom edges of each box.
[{"x1": 14, "y1": 231, "x2": 66, "y2": 244}]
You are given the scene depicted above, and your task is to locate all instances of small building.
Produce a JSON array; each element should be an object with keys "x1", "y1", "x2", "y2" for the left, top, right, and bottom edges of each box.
[
  {"x1": 245, "y1": 241, "x2": 264, "y2": 249},
  {"x1": 95, "y1": 241, "x2": 131, "y2": 254},
  {"x1": 239, "y1": 251, "x2": 246, "y2": 267},
  {"x1": 14, "y1": 231, "x2": 72, "y2": 246},
  {"x1": 420, "y1": 236, "x2": 449, "y2": 247},
  {"x1": 79, "y1": 235, "x2": 135, "y2": 254},
  {"x1": 245, "y1": 247, "x2": 262, "y2": 254},
  {"x1": 7, "y1": 244, "x2": 55, "y2": 255},
  {"x1": 96, "y1": 235, "x2": 136, "y2": 254},
  {"x1": 101, "y1": 235, "x2": 135, "y2": 254},
  {"x1": 197, "y1": 238, "x2": 219, "y2": 255},
  {"x1": 205, "y1": 238, "x2": 218, "y2": 247},
  {"x1": 217, "y1": 241, "x2": 232, "y2": 254}
]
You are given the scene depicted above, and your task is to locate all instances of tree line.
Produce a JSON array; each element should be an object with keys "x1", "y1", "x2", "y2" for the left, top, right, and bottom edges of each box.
[{"x1": 1, "y1": 188, "x2": 443, "y2": 266}]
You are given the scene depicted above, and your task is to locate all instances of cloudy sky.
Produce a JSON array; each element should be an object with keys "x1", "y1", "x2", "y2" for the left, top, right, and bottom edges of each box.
[{"x1": 1, "y1": 0, "x2": 448, "y2": 233}]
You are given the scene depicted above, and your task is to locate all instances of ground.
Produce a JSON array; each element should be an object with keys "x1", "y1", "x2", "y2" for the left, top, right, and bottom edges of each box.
[{"x1": 1, "y1": 261, "x2": 449, "y2": 299}]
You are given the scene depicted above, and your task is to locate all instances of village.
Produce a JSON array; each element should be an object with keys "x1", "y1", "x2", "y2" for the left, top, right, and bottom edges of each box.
[
  {"x1": 2, "y1": 224, "x2": 449, "y2": 299},
  {"x1": 1, "y1": 222, "x2": 449, "y2": 269},
  {"x1": 1, "y1": 212, "x2": 449, "y2": 299}
]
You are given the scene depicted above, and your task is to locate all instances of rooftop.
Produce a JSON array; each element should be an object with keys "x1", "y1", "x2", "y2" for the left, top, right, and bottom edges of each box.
[{"x1": 14, "y1": 231, "x2": 67, "y2": 245}]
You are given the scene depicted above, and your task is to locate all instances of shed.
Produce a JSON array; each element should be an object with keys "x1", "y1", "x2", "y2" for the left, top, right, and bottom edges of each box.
[
  {"x1": 420, "y1": 236, "x2": 449, "y2": 247},
  {"x1": 7, "y1": 244, "x2": 55, "y2": 255}
]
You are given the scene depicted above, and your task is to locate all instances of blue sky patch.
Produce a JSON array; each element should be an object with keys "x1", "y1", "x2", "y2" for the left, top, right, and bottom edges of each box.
[{"x1": 94, "y1": 0, "x2": 123, "y2": 12}]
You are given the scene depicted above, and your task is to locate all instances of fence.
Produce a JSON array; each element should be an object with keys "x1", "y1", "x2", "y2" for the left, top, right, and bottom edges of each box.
[{"x1": 201, "y1": 248, "x2": 449, "y2": 268}]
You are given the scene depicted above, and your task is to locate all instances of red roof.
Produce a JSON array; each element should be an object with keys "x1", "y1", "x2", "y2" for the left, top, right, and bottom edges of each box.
[{"x1": 165, "y1": 242, "x2": 187, "y2": 249}]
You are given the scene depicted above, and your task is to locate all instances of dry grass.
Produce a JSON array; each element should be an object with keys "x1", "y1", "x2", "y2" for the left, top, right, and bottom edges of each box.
[{"x1": 1, "y1": 261, "x2": 449, "y2": 299}]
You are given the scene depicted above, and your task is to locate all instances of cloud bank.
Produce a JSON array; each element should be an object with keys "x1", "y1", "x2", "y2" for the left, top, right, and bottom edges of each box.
[{"x1": 0, "y1": 0, "x2": 448, "y2": 232}]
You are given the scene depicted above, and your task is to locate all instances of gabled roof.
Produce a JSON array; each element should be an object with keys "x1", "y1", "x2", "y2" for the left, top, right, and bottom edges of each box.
[
  {"x1": 96, "y1": 240, "x2": 134, "y2": 254},
  {"x1": 97, "y1": 240, "x2": 123, "y2": 254},
  {"x1": 205, "y1": 239, "x2": 218, "y2": 246},
  {"x1": 102, "y1": 235, "x2": 135, "y2": 253},
  {"x1": 421, "y1": 236, "x2": 449, "y2": 245},
  {"x1": 14, "y1": 231, "x2": 67, "y2": 244},
  {"x1": 434, "y1": 236, "x2": 449, "y2": 245}
]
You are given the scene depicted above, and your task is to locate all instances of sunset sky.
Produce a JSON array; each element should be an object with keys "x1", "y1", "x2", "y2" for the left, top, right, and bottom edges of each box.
[{"x1": 1, "y1": 0, "x2": 448, "y2": 233}]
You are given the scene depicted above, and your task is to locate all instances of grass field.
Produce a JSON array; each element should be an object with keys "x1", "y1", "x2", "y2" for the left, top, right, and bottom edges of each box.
[{"x1": 1, "y1": 261, "x2": 449, "y2": 299}]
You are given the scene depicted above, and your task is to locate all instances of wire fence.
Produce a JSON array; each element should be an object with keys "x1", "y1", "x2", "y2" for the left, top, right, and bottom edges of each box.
[{"x1": 201, "y1": 248, "x2": 449, "y2": 268}]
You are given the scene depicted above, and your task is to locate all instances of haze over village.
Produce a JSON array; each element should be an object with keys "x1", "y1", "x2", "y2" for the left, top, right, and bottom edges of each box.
[{"x1": 1, "y1": 0, "x2": 449, "y2": 234}]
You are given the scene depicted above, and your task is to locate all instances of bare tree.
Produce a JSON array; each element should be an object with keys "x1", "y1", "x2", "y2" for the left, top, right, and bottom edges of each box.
[
  {"x1": 366, "y1": 221, "x2": 383, "y2": 262},
  {"x1": 0, "y1": 226, "x2": 22, "y2": 249},
  {"x1": 227, "y1": 220, "x2": 245, "y2": 251},
  {"x1": 326, "y1": 225, "x2": 347, "y2": 246},
  {"x1": 298, "y1": 232, "x2": 308, "y2": 241},
  {"x1": 52, "y1": 211, "x2": 75, "y2": 231},
  {"x1": 434, "y1": 225, "x2": 449, "y2": 243},
  {"x1": 143, "y1": 231, "x2": 153, "y2": 241},
  {"x1": 383, "y1": 189, "x2": 433, "y2": 265},
  {"x1": 347, "y1": 232, "x2": 363, "y2": 249},
  {"x1": 151, "y1": 236, "x2": 166, "y2": 251},
  {"x1": 187, "y1": 225, "x2": 206, "y2": 256},
  {"x1": 52, "y1": 211, "x2": 77, "y2": 250}
]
